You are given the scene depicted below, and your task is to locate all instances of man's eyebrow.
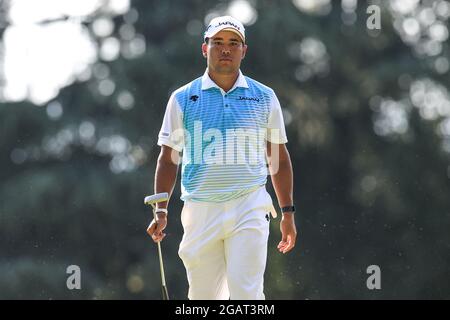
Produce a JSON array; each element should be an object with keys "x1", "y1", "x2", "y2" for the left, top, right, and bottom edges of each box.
[{"x1": 211, "y1": 37, "x2": 240, "y2": 42}]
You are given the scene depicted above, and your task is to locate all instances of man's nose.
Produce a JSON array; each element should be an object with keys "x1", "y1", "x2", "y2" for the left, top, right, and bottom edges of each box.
[{"x1": 221, "y1": 47, "x2": 231, "y2": 55}]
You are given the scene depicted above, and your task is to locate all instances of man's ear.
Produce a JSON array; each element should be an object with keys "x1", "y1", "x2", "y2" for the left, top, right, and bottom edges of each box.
[
  {"x1": 241, "y1": 44, "x2": 248, "y2": 60},
  {"x1": 201, "y1": 43, "x2": 208, "y2": 58}
]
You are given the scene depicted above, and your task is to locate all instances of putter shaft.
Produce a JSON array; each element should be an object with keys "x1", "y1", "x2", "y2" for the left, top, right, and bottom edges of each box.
[{"x1": 150, "y1": 202, "x2": 169, "y2": 300}]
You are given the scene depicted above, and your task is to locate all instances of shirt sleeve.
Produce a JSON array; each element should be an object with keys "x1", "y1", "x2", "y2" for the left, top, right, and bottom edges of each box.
[
  {"x1": 266, "y1": 90, "x2": 288, "y2": 144},
  {"x1": 157, "y1": 92, "x2": 185, "y2": 152}
]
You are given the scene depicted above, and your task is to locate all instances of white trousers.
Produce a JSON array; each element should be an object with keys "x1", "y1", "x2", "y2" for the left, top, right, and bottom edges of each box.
[{"x1": 178, "y1": 186, "x2": 275, "y2": 300}]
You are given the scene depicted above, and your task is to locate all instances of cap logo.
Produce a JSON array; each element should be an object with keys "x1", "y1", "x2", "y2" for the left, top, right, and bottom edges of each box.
[{"x1": 214, "y1": 21, "x2": 240, "y2": 30}]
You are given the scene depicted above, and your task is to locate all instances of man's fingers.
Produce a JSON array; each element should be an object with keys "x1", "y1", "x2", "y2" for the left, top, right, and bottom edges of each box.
[
  {"x1": 146, "y1": 220, "x2": 156, "y2": 236},
  {"x1": 282, "y1": 243, "x2": 294, "y2": 253},
  {"x1": 278, "y1": 241, "x2": 288, "y2": 251},
  {"x1": 282, "y1": 236, "x2": 295, "y2": 254},
  {"x1": 278, "y1": 235, "x2": 296, "y2": 254},
  {"x1": 152, "y1": 232, "x2": 166, "y2": 243},
  {"x1": 147, "y1": 217, "x2": 167, "y2": 233},
  {"x1": 278, "y1": 230, "x2": 288, "y2": 250},
  {"x1": 155, "y1": 222, "x2": 166, "y2": 234},
  {"x1": 277, "y1": 241, "x2": 286, "y2": 249}
]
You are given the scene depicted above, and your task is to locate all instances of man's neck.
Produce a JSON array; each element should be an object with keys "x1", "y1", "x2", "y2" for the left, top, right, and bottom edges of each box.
[{"x1": 207, "y1": 69, "x2": 239, "y2": 93}]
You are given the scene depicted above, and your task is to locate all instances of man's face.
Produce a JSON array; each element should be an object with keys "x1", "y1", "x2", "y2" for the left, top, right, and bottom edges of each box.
[{"x1": 202, "y1": 30, "x2": 247, "y2": 75}]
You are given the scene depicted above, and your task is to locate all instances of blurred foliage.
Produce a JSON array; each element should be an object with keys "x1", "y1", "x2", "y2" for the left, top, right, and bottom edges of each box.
[{"x1": 0, "y1": 0, "x2": 449, "y2": 299}]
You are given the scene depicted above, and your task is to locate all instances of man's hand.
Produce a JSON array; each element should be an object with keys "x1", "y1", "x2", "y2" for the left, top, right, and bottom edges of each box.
[
  {"x1": 278, "y1": 213, "x2": 297, "y2": 254},
  {"x1": 147, "y1": 212, "x2": 168, "y2": 243}
]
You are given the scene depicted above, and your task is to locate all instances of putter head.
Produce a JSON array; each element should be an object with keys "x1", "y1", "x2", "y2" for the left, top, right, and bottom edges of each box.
[{"x1": 144, "y1": 192, "x2": 169, "y2": 206}]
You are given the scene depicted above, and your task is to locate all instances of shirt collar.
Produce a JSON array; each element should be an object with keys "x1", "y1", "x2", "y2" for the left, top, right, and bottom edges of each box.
[{"x1": 201, "y1": 69, "x2": 249, "y2": 93}]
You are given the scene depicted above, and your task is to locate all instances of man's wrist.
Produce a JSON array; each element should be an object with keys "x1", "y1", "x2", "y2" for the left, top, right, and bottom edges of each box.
[
  {"x1": 155, "y1": 208, "x2": 168, "y2": 215},
  {"x1": 280, "y1": 205, "x2": 295, "y2": 214},
  {"x1": 282, "y1": 212, "x2": 295, "y2": 221}
]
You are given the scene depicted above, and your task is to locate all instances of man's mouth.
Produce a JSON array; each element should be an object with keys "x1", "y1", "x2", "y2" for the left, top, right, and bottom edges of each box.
[{"x1": 219, "y1": 58, "x2": 232, "y2": 62}]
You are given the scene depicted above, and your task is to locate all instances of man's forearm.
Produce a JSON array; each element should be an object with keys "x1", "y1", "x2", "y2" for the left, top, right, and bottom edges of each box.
[
  {"x1": 154, "y1": 156, "x2": 179, "y2": 210},
  {"x1": 270, "y1": 158, "x2": 294, "y2": 209}
]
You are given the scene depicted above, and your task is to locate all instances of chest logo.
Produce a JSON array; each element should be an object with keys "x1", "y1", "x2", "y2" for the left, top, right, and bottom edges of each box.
[{"x1": 238, "y1": 96, "x2": 260, "y2": 103}]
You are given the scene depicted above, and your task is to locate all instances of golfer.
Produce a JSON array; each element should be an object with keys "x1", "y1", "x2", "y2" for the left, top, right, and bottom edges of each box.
[{"x1": 147, "y1": 16, "x2": 297, "y2": 300}]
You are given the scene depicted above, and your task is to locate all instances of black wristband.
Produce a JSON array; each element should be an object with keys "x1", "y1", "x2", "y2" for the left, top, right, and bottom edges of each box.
[{"x1": 281, "y1": 205, "x2": 295, "y2": 213}]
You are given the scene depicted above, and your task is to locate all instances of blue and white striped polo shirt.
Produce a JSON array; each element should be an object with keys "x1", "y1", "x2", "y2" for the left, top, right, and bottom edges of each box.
[{"x1": 158, "y1": 70, "x2": 288, "y2": 202}]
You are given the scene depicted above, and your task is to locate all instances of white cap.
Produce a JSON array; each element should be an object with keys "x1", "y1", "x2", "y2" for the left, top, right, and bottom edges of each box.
[{"x1": 204, "y1": 16, "x2": 245, "y2": 43}]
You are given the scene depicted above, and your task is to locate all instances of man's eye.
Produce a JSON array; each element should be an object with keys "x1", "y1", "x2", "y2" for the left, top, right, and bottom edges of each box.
[{"x1": 213, "y1": 41, "x2": 223, "y2": 45}]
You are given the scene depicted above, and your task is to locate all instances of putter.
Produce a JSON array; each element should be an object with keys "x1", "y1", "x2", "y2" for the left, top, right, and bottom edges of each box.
[{"x1": 144, "y1": 192, "x2": 170, "y2": 300}]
